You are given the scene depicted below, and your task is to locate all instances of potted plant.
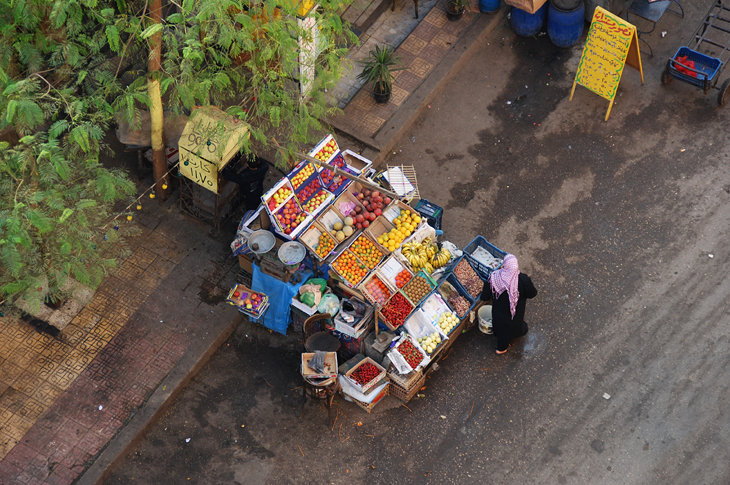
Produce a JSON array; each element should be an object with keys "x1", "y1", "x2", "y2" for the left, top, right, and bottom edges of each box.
[
  {"x1": 357, "y1": 45, "x2": 404, "y2": 104},
  {"x1": 446, "y1": 0, "x2": 469, "y2": 20}
]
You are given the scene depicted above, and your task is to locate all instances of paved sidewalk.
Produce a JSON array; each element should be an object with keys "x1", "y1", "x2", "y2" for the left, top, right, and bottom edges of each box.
[
  {"x1": 0, "y1": 199, "x2": 240, "y2": 484},
  {"x1": 331, "y1": 0, "x2": 481, "y2": 139}
]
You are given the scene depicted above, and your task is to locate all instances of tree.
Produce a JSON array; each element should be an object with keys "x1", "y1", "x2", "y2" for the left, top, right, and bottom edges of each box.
[
  {"x1": 110, "y1": 0, "x2": 356, "y2": 169},
  {"x1": 0, "y1": 0, "x2": 137, "y2": 310},
  {"x1": 0, "y1": 0, "x2": 355, "y2": 308}
]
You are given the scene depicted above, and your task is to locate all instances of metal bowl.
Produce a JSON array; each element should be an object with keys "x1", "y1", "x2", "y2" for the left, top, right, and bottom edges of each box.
[
  {"x1": 248, "y1": 230, "x2": 275, "y2": 255},
  {"x1": 278, "y1": 241, "x2": 306, "y2": 267}
]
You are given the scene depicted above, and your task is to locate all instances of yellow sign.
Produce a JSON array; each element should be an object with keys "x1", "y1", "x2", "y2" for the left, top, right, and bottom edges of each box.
[
  {"x1": 179, "y1": 148, "x2": 219, "y2": 192},
  {"x1": 178, "y1": 106, "x2": 249, "y2": 194},
  {"x1": 570, "y1": 7, "x2": 644, "y2": 121}
]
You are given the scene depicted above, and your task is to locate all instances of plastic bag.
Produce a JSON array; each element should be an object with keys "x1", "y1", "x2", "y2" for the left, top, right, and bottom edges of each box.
[
  {"x1": 318, "y1": 293, "x2": 340, "y2": 317},
  {"x1": 300, "y1": 291, "x2": 316, "y2": 307},
  {"x1": 305, "y1": 278, "x2": 328, "y2": 293}
]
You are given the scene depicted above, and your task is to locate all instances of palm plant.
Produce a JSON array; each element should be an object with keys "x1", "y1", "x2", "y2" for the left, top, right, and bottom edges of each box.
[{"x1": 357, "y1": 45, "x2": 404, "y2": 103}]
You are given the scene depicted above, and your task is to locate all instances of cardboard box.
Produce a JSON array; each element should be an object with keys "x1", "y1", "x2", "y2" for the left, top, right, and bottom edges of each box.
[
  {"x1": 299, "y1": 221, "x2": 337, "y2": 261},
  {"x1": 238, "y1": 254, "x2": 253, "y2": 273},
  {"x1": 365, "y1": 216, "x2": 396, "y2": 255},
  {"x1": 301, "y1": 352, "x2": 338, "y2": 379},
  {"x1": 341, "y1": 150, "x2": 373, "y2": 175},
  {"x1": 344, "y1": 357, "x2": 387, "y2": 394},
  {"x1": 331, "y1": 191, "x2": 366, "y2": 221}
]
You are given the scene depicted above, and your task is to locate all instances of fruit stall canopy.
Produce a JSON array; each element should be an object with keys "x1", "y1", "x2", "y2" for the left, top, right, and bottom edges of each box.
[{"x1": 178, "y1": 106, "x2": 250, "y2": 194}]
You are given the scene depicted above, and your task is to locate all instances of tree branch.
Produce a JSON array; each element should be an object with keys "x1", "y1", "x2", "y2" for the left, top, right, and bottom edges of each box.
[{"x1": 115, "y1": 0, "x2": 150, "y2": 80}]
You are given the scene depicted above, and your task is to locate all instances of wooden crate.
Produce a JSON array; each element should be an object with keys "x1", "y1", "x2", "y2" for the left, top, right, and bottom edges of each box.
[{"x1": 387, "y1": 372, "x2": 426, "y2": 403}]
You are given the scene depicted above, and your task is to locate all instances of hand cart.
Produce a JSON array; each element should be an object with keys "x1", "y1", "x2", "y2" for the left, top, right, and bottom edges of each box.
[{"x1": 661, "y1": 0, "x2": 730, "y2": 106}]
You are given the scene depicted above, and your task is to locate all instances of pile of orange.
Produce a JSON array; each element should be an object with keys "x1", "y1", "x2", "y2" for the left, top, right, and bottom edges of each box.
[
  {"x1": 350, "y1": 235, "x2": 383, "y2": 269},
  {"x1": 365, "y1": 276, "x2": 391, "y2": 305},
  {"x1": 316, "y1": 232, "x2": 336, "y2": 258},
  {"x1": 333, "y1": 250, "x2": 368, "y2": 285}
]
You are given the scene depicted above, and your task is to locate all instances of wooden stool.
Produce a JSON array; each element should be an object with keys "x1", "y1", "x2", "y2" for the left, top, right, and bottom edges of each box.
[{"x1": 300, "y1": 376, "x2": 339, "y2": 426}]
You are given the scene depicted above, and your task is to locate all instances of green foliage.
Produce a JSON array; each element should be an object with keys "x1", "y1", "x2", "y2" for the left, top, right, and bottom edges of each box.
[
  {"x1": 0, "y1": 0, "x2": 136, "y2": 307},
  {"x1": 357, "y1": 45, "x2": 404, "y2": 93},
  {"x1": 0, "y1": 0, "x2": 357, "y2": 306},
  {"x1": 110, "y1": 0, "x2": 357, "y2": 168}
]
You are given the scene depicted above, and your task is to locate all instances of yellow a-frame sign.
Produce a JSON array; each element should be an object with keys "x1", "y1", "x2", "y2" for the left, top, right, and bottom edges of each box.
[{"x1": 570, "y1": 7, "x2": 644, "y2": 121}]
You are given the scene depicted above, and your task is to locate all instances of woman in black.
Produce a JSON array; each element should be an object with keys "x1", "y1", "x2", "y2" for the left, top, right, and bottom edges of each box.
[
  {"x1": 221, "y1": 154, "x2": 269, "y2": 211},
  {"x1": 480, "y1": 254, "x2": 537, "y2": 354}
]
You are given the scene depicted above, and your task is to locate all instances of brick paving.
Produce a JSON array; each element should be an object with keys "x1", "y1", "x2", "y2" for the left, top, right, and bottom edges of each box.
[
  {"x1": 334, "y1": 0, "x2": 478, "y2": 138},
  {"x1": 0, "y1": 207, "x2": 239, "y2": 484}
]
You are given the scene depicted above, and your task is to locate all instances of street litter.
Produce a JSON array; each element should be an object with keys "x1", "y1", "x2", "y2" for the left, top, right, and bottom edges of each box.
[
  {"x1": 603, "y1": 393, "x2": 611, "y2": 400},
  {"x1": 185, "y1": 438, "x2": 191, "y2": 442}
]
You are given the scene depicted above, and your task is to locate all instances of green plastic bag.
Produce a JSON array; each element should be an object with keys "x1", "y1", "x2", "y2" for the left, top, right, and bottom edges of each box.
[
  {"x1": 300, "y1": 291, "x2": 316, "y2": 307},
  {"x1": 306, "y1": 278, "x2": 327, "y2": 293}
]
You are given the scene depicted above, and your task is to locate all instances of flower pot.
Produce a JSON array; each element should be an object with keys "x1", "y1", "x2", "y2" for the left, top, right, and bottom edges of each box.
[
  {"x1": 446, "y1": 1, "x2": 466, "y2": 20},
  {"x1": 373, "y1": 82, "x2": 391, "y2": 104}
]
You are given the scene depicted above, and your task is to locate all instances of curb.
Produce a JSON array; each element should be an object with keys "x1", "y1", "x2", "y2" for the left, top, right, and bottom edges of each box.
[
  {"x1": 331, "y1": 7, "x2": 509, "y2": 164},
  {"x1": 77, "y1": 311, "x2": 242, "y2": 485}
]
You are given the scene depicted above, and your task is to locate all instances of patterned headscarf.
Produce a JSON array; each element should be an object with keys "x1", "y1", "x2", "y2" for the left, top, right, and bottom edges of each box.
[{"x1": 489, "y1": 254, "x2": 520, "y2": 318}]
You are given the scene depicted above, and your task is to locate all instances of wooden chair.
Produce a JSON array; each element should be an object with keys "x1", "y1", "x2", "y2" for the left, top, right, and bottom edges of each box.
[{"x1": 302, "y1": 313, "x2": 340, "y2": 352}]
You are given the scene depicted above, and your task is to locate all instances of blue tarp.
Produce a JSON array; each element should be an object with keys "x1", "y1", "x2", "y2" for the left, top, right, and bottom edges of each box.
[{"x1": 251, "y1": 263, "x2": 313, "y2": 335}]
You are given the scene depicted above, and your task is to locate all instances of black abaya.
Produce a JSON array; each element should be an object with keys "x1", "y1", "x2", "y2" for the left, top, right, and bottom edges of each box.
[{"x1": 480, "y1": 273, "x2": 537, "y2": 352}]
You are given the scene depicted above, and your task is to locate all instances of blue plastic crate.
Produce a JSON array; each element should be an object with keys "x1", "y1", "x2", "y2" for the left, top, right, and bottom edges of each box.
[
  {"x1": 451, "y1": 257, "x2": 487, "y2": 301},
  {"x1": 413, "y1": 199, "x2": 443, "y2": 231},
  {"x1": 668, "y1": 47, "x2": 721, "y2": 88},
  {"x1": 463, "y1": 236, "x2": 506, "y2": 278},
  {"x1": 437, "y1": 273, "x2": 475, "y2": 319}
]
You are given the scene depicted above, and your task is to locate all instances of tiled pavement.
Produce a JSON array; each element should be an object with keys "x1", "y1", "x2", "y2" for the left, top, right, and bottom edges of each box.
[
  {"x1": 333, "y1": 0, "x2": 479, "y2": 138},
  {"x1": 0, "y1": 207, "x2": 240, "y2": 484}
]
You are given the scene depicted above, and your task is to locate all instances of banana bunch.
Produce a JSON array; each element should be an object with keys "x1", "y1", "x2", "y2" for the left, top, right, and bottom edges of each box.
[
  {"x1": 432, "y1": 248, "x2": 451, "y2": 269},
  {"x1": 402, "y1": 239, "x2": 440, "y2": 273},
  {"x1": 402, "y1": 241, "x2": 429, "y2": 272}
]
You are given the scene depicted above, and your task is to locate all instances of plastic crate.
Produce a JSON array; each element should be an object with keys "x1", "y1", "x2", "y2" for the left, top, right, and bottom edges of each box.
[
  {"x1": 437, "y1": 273, "x2": 475, "y2": 319},
  {"x1": 668, "y1": 47, "x2": 721, "y2": 88},
  {"x1": 413, "y1": 199, "x2": 443, "y2": 231},
  {"x1": 463, "y1": 236, "x2": 506, "y2": 278},
  {"x1": 452, "y1": 257, "x2": 486, "y2": 300}
]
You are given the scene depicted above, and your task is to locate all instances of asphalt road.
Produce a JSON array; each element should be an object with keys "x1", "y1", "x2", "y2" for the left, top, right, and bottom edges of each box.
[{"x1": 105, "y1": 3, "x2": 730, "y2": 484}]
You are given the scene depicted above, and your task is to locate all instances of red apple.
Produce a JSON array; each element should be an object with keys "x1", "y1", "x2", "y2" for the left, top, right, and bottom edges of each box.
[
  {"x1": 356, "y1": 214, "x2": 364, "y2": 223},
  {"x1": 374, "y1": 208, "x2": 382, "y2": 216},
  {"x1": 384, "y1": 197, "x2": 392, "y2": 204},
  {"x1": 362, "y1": 220, "x2": 370, "y2": 228},
  {"x1": 356, "y1": 222, "x2": 363, "y2": 229}
]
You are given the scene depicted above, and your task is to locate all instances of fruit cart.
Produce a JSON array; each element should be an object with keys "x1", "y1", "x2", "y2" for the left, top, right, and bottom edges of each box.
[{"x1": 661, "y1": 0, "x2": 730, "y2": 106}]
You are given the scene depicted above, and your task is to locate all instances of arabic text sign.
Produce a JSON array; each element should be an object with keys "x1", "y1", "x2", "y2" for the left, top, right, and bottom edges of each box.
[
  {"x1": 180, "y1": 148, "x2": 218, "y2": 193},
  {"x1": 575, "y1": 7, "x2": 635, "y2": 101}
]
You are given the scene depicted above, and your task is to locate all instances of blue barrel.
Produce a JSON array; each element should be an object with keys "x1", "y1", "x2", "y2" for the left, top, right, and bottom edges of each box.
[
  {"x1": 510, "y1": 3, "x2": 548, "y2": 37},
  {"x1": 548, "y1": 0, "x2": 585, "y2": 48},
  {"x1": 480, "y1": 0, "x2": 501, "y2": 13}
]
